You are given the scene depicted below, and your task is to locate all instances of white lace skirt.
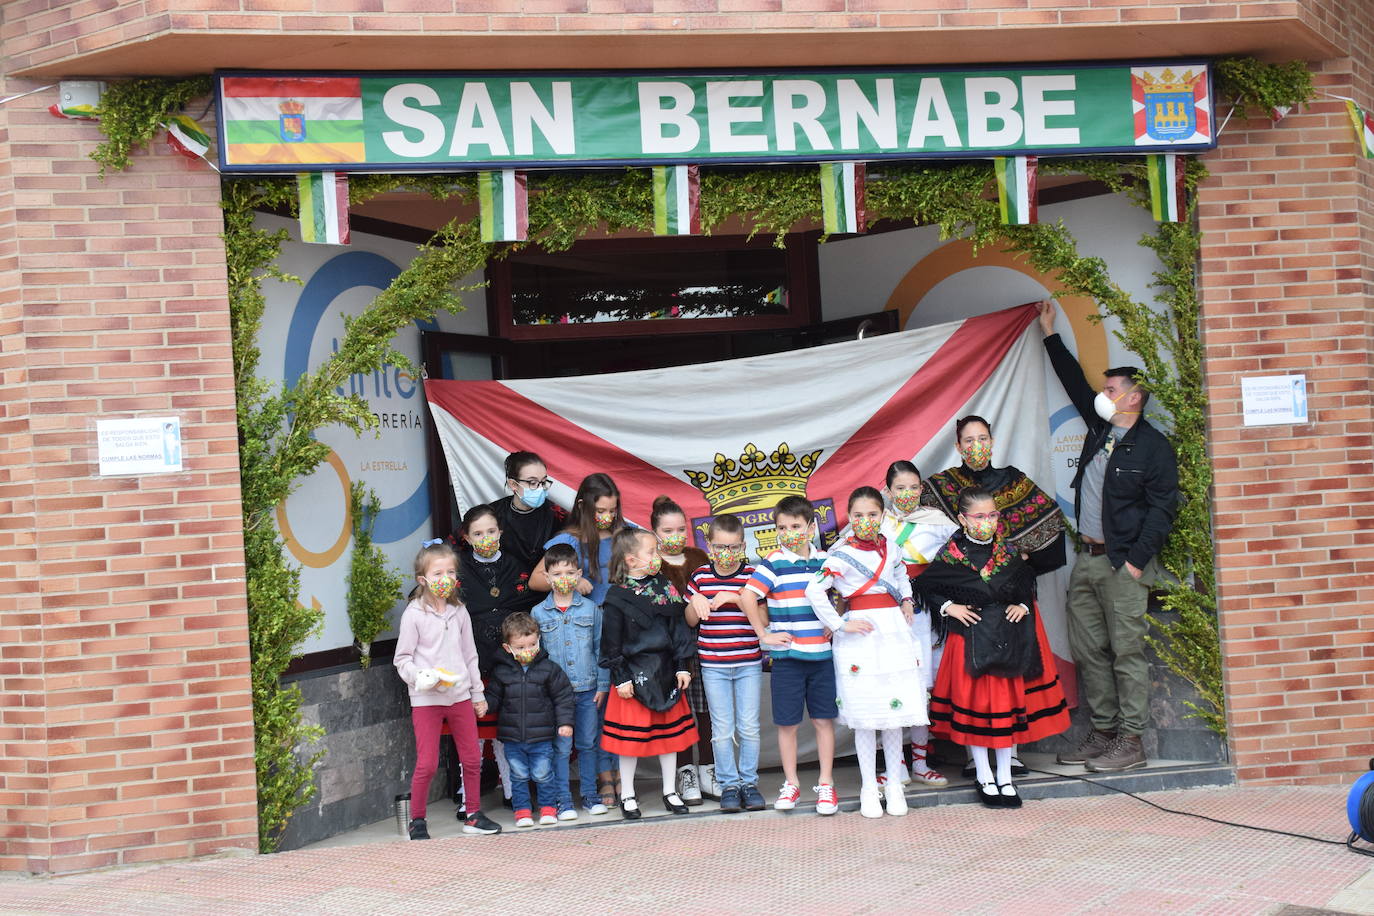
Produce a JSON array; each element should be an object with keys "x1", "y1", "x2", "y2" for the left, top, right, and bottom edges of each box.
[{"x1": 831, "y1": 604, "x2": 930, "y2": 731}]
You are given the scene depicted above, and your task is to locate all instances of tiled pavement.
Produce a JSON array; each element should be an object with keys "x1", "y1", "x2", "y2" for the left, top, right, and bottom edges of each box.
[{"x1": 3, "y1": 783, "x2": 1373, "y2": 915}]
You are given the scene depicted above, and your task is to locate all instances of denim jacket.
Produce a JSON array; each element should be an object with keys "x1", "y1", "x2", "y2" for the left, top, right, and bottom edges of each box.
[{"x1": 531, "y1": 591, "x2": 610, "y2": 693}]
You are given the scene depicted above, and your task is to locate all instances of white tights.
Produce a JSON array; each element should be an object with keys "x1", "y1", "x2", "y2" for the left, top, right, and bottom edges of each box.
[
  {"x1": 618, "y1": 752, "x2": 676, "y2": 800},
  {"x1": 969, "y1": 745, "x2": 1013, "y2": 785},
  {"x1": 489, "y1": 739, "x2": 512, "y2": 799},
  {"x1": 855, "y1": 728, "x2": 905, "y2": 788},
  {"x1": 909, "y1": 724, "x2": 933, "y2": 773}
]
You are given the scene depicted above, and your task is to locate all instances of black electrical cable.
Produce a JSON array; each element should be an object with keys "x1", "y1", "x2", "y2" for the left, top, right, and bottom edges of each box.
[{"x1": 1023, "y1": 765, "x2": 1356, "y2": 848}]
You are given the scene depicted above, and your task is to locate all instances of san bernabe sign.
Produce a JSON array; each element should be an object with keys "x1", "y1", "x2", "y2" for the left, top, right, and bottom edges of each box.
[{"x1": 216, "y1": 63, "x2": 1214, "y2": 172}]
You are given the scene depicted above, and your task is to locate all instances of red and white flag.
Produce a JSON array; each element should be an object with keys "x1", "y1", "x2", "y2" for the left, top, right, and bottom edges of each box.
[{"x1": 426, "y1": 304, "x2": 1050, "y2": 537}]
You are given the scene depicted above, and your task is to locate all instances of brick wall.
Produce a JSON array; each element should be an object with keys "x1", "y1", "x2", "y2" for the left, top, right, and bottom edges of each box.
[
  {"x1": 0, "y1": 1, "x2": 1349, "y2": 75},
  {"x1": 1198, "y1": 0, "x2": 1374, "y2": 783},
  {"x1": 0, "y1": 74, "x2": 257, "y2": 872}
]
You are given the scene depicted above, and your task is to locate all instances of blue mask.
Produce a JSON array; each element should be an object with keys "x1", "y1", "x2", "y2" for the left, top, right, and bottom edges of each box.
[{"x1": 520, "y1": 487, "x2": 548, "y2": 509}]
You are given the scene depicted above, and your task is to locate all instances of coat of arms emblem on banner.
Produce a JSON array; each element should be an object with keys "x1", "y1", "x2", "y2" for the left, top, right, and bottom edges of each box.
[
  {"x1": 685, "y1": 443, "x2": 838, "y2": 560},
  {"x1": 1131, "y1": 67, "x2": 1210, "y2": 145},
  {"x1": 278, "y1": 99, "x2": 307, "y2": 143}
]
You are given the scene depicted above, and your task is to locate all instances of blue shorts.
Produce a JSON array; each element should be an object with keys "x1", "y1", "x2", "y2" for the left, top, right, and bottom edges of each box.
[{"x1": 770, "y1": 657, "x2": 838, "y2": 726}]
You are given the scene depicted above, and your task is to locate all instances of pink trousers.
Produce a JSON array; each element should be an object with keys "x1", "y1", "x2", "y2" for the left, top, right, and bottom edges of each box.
[{"x1": 410, "y1": 700, "x2": 482, "y2": 818}]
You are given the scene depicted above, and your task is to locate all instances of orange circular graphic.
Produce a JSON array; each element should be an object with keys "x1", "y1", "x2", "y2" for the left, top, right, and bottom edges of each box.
[
  {"x1": 277, "y1": 448, "x2": 353, "y2": 569},
  {"x1": 883, "y1": 238, "x2": 1110, "y2": 384}
]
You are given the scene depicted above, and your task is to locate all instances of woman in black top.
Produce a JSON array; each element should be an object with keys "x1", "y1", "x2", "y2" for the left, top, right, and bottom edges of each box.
[{"x1": 489, "y1": 451, "x2": 565, "y2": 573}]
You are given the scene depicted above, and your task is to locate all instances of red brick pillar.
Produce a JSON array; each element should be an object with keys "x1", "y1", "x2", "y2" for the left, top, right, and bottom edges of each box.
[
  {"x1": 1199, "y1": 26, "x2": 1374, "y2": 781},
  {"x1": 0, "y1": 80, "x2": 257, "y2": 872}
]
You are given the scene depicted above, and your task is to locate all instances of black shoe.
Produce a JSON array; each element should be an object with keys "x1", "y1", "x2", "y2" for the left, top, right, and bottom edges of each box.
[
  {"x1": 1010, "y1": 757, "x2": 1029, "y2": 777},
  {"x1": 976, "y1": 783, "x2": 1003, "y2": 809},
  {"x1": 502, "y1": 796, "x2": 514, "y2": 810},
  {"x1": 408, "y1": 816, "x2": 430, "y2": 840},
  {"x1": 996, "y1": 783, "x2": 1023, "y2": 809},
  {"x1": 961, "y1": 762, "x2": 976, "y2": 779},
  {"x1": 718, "y1": 786, "x2": 743, "y2": 813},
  {"x1": 741, "y1": 784, "x2": 767, "y2": 811},
  {"x1": 621, "y1": 795, "x2": 642, "y2": 820},
  {"x1": 663, "y1": 792, "x2": 689, "y2": 815},
  {"x1": 462, "y1": 810, "x2": 502, "y2": 835},
  {"x1": 455, "y1": 808, "x2": 467, "y2": 821}
]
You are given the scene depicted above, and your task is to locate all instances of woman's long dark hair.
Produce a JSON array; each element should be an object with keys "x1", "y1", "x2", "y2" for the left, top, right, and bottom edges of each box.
[{"x1": 562, "y1": 473, "x2": 623, "y2": 581}]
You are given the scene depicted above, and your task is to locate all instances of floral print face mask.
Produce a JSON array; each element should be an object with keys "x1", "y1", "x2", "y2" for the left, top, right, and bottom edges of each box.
[{"x1": 959, "y1": 439, "x2": 993, "y2": 471}]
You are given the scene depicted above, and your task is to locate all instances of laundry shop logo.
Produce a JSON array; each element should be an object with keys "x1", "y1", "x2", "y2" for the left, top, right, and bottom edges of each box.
[
  {"x1": 684, "y1": 442, "x2": 838, "y2": 559},
  {"x1": 1048, "y1": 403, "x2": 1086, "y2": 515},
  {"x1": 275, "y1": 250, "x2": 437, "y2": 568}
]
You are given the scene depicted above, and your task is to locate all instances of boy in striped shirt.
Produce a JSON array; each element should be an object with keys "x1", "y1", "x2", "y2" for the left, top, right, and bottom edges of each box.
[
  {"x1": 686, "y1": 513, "x2": 765, "y2": 813},
  {"x1": 738, "y1": 496, "x2": 839, "y2": 815}
]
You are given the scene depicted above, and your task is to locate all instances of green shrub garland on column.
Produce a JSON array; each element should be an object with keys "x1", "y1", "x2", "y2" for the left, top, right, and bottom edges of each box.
[
  {"x1": 88, "y1": 57, "x2": 1314, "y2": 847},
  {"x1": 221, "y1": 176, "x2": 483, "y2": 850}
]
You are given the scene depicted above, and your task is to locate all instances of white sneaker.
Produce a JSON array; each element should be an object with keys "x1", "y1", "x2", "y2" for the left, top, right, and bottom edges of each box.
[
  {"x1": 587, "y1": 802, "x2": 609, "y2": 815},
  {"x1": 884, "y1": 781, "x2": 908, "y2": 816},
  {"x1": 557, "y1": 808, "x2": 578, "y2": 821},
  {"x1": 676, "y1": 764, "x2": 703, "y2": 806},
  {"x1": 859, "y1": 785, "x2": 884, "y2": 819},
  {"x1": 697, "y1": 763, "x2": 722, "y2": 800}
]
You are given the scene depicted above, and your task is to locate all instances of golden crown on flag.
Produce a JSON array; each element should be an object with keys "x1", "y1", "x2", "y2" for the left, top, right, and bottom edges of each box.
[
  {"x1": 1133, "y1": 68, "x2": 1202, "y2": 94},
  {"x1": 278, "y1": 99, "x2": 306, "y2": 115},
  {"x1": 685, "y1": 442, "x2": 820, "y2": 514}
]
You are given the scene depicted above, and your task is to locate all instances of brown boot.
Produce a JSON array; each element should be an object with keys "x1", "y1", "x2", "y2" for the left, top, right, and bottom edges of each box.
[
  {"x1": 1056, "y1": 728, "x2": 1115, "y2": 765},
  {"x1": 1085, "y1": 734, "x2": 1147, "y2": 772}
]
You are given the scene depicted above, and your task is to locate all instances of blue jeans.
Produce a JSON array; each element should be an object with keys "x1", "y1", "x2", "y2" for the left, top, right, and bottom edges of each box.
[
  {"x1": 503, "y1": 739, "x2": 556, "y2": 813},
  {"x1": 701, "y1": 664, "x2": 762, "y2": 790},
  {"x1": 554, "y1": 690, "x2": 615, "y2": 809}
]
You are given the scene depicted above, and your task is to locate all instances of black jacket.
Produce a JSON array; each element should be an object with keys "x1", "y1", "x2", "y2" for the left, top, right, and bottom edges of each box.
[
  {"x1": 484, "y1": 648, "x2": 575, "y2": 745},
  {"x1": 599, "y1": 575, "x2": 696, "y2": 712},
  {"x1": 459, "y1": 548, "x2": 540, "y2": 677},
  {"x1": 919, "y1": 534, "x2": 1042, "y2": 680},
  {"x1": 1044, "y1": 333, "x2": 1179, "y2": 570}
]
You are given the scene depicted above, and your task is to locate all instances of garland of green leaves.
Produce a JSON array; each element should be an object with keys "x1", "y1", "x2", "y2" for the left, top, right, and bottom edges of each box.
[{"x1": 92, "y1": 58, "x2": 1311, "y2": 849}]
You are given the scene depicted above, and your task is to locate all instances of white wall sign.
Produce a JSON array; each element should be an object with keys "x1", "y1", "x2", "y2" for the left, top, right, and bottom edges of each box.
[
  {"x1": 1242, "y1": 374, "x2": 1308, "y2": 426},
  {"x1": 97, "y1": 417, "x2": 182, "y2": 475}
]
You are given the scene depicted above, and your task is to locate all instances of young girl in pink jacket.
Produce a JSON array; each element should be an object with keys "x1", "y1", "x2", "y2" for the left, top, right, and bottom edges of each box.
[{"x1": 394, "y1": 540, "x2": 501, "y2": 839}]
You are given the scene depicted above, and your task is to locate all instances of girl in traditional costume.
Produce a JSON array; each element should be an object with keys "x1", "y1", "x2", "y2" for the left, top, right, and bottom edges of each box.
[
  {"x1": 600, "y1": 529, "x2": 700, "y2": 820},
  {"x1": 922, "y1": 487, "x2": 1070, "y2": 808},
  {"x1": 805, "y1": 487, "x2": 928, "y2": 819},
  {"x1": 881, "y1": 460, "x2": 960, "y2": 788}
]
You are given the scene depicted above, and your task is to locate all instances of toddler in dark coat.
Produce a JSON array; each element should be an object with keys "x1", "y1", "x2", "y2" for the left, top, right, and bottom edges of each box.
[{"x1": 485, "y1": 612, "x2": 575, "y2": 827}]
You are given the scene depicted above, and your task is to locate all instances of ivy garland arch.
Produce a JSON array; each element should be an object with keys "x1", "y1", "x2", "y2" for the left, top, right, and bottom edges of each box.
[{"x1": 91, "y1": 60, "x2": 1312, "y2": 850}]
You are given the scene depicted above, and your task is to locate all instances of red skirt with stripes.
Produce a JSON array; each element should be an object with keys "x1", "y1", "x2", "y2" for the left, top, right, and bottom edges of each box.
[
  {"x1": 929, "y1": 603, "x2": 1070, "y2": 749},
  {"x1": 601, "y1": 691, "x2": 698, "y2": 758}
]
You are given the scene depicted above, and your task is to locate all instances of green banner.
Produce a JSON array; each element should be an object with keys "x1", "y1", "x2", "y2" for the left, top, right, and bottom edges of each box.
[{"x1": 217, "y1": 63, "x2": 1213, "y2": 172}]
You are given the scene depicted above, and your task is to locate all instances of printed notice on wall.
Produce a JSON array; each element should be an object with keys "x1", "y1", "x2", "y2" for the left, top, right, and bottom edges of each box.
[
  {"x1": 96, "y1": 417, "x2": 183, "y2": 475},
  {"x1": 1241, "y1": 374, "x2": 1309, "y2": 427}
]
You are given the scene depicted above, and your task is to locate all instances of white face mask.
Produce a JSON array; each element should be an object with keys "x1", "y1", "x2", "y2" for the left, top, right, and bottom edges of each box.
[{"x1": 1094, "y1": 390, "x2": 1133, "y2": 423}]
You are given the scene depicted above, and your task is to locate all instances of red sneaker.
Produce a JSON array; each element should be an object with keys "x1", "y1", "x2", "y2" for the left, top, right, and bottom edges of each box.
[
  {"x1": 774, "y1": 781, "x2": 801, "y2": 811},
  {"x1": 814, "y1": 783, "x2": 839, "y2": 816},
  {"x1": 513, "y1": 808, "x2": 534, "y2": 827},
  {"x1": 538, "y1": 806, "x2": 558, "y2": 825}
]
